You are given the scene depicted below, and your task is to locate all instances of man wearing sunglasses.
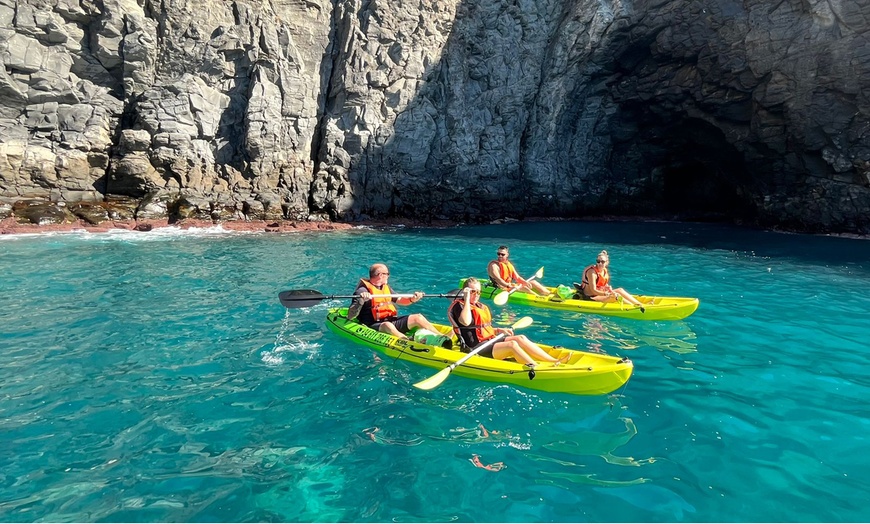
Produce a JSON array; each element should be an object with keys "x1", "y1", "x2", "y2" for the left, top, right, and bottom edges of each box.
[
  {"x1": 575, "y1": 250, "x2": 645, "y2": 311},
  {"x1": 348, "y1": 263, "x2": 444, "y2": 338},
  {"x1": 487, "y1": 245, "x2": 550, "y2": 297}
]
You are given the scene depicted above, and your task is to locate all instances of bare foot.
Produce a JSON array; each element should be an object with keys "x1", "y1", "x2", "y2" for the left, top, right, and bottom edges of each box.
[{"x1": 551, "y1": 354, "x2": 570, "y2": 366}]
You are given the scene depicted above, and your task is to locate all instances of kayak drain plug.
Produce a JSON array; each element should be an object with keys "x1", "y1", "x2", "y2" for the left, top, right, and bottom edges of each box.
[{"x1": 528, "y1": 369, "x2": 536, "y2": 380}]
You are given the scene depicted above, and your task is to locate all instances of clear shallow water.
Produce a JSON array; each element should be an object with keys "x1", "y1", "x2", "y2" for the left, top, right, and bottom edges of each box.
[{"x1": 1, "y1": 221, "x2": 869, "y2": 522}]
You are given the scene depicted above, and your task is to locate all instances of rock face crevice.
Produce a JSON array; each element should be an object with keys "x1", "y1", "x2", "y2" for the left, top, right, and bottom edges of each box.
[{"x1": 1, "y1": 0, "x2": 868, "y2": 233}]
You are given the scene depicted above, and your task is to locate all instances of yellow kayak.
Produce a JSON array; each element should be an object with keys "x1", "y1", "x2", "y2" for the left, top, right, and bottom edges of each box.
[
  {"x1": 462, "y1": 279, "x2": 700, "y2": 321},
  {"x1": 325, "y1": 308, "x2": 633, "y2": 396}
]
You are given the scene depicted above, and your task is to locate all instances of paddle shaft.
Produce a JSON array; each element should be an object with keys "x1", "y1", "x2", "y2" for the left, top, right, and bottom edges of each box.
[
  {"x1": 448, "y1": 333, "x2": 507, "y2": 371},
  {"x1": 494, "y1": 267, "x2": 544, "y2": 305},
  {"x1": 279, "y1": 289, "x2": 462, "y2": 308},
  {"x1": 412, "y1": 314, "x2": 533, "y2": 390},
  {"x1": 508, "y1": 272, "x2": 539, "y2": 294}
]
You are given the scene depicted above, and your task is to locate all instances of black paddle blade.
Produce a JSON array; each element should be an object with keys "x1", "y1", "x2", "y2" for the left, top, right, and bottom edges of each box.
[{"x1": 278, "y1": 289, "x2": 327, "y2": 308}]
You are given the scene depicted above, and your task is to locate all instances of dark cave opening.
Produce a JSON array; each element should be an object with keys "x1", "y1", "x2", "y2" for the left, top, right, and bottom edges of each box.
[
  {"x1": 659, "y1": 157, "x2": 753, "y2": 220},
  {"x1": 614, "y1": 108, "x2": 759, "y2": 223},
  {"x1": 656, "y1": 118, "x2": 757, "y2": 222}
]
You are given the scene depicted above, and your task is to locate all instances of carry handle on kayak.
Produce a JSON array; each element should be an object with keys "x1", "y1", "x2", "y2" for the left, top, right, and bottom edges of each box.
[
  {"x1": 413, "y1": 316, "x2": 534, "y2": 391},
  {"x1": 278, "y1": 289, "x2": 463, "y2": 309},
  {"x1": 493, "y1": 267, "x2": 544, "y2": 305}
]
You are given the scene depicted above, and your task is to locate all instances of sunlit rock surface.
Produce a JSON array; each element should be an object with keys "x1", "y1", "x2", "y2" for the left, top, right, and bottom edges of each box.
[{"x1": 1, "y1": 0, "x2": 868, "y2": 233}]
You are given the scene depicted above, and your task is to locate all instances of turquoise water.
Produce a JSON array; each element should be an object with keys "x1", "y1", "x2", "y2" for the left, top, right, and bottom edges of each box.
[{"x1": 1, "y1": 221, "x2": 869, "y2": 522}]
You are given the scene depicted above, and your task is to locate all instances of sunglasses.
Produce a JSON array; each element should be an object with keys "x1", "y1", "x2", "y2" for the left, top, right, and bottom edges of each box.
[
  {"x1": 469, "y1": 289, "x2": 481, "y2": 294},
  {"x1": 497, "y1": 253, "x2": 508, "y2": 257},
  {"x1": 596, "y1": 259, "x2": 607, "y2": 264},
  {"x1": 377, "y1": 272, "x2": 390, "y2": 276}
]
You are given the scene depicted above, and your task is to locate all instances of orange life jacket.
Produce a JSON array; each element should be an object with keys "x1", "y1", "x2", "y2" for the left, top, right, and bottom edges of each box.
[
  {"x1": 581, "y1": 264, "x2": 609, "y2": 291},
  {"x1": 359, "y1": 279, "x2": 398, "y2": 320},
  {"x1": 448, "y1": 299, "x2": 497, "y2": 345},
  {"x1": 491, "y1": 260, "x2": 518, "y2": 283}
]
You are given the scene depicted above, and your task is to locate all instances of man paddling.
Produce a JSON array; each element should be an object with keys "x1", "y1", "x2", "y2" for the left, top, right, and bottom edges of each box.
[
  {"x1": 347, "y1": 263, "x2": 443, "y2": 339},
  {"x1": 487, "y1": 245, "x2": 551, "y2": 297}
]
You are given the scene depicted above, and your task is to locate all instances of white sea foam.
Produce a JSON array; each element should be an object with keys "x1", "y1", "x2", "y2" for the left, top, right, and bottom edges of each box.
[
  {"x1": 263, "y1": 311, "x2": 324, "y2": 365},
  {"x1": 1, "y1": 222, "x2": 382, "y2": 242},
  {"x1": 0, "y1": 229, "x2": 94, "y2": 241},
  {"x1": 91, "y1": 225, "x2": 247, "y2": 241},
  {"x1": 0, "y1": 224, "x2": 251, "y2": 242},
  {"x1": 261, "y1": 338, "x2": 322, "y2": 366}
]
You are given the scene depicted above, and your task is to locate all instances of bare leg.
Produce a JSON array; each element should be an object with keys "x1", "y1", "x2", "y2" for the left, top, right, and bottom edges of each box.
[
  {"x1": 378, "y1": 322, "x2": 407, "y2": 338},
  {"x1": 507, "y1": 335, "x2": 563, "y2": 363},
  {"x1": 530, "y1": 280, "x2": 551, "y2": 296},
  {"x1": 492, "y1": 341, "x2": 537, "y2": 365},
  {"x1": 614, "y1": 287, "x2": 644, "y2": 307},
  {"x1": 517, "y1": 283, "x2": 546, "y2": 297},
  {"x1": 407, "y1": 313, "x2": 442, "y2": 334}
]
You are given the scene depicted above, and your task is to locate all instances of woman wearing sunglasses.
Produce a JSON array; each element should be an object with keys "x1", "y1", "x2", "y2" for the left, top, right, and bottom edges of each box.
[
  {"x1": 575, "y1": 250, "x2": 645, "y2": 312},
  {"x1": 448, "y1": 278, "x2": 567, "y2": 365}
]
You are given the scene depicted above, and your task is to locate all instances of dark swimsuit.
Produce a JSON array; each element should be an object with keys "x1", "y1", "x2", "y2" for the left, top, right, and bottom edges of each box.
[{"x1": 449, "y1": 302, "x2": 496, "y2": 357}]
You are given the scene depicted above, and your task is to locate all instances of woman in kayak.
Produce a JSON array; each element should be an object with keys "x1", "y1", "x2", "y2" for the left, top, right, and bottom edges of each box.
[
  {"x1": 576, "y1": 250, "x2": 645, "y2": 312},
  {"x1": 448, "y1": 278, "x2": 567, "y2": 366},
  {"x1": 348, "y1": 263, "x2": 443, "y2": 338}
]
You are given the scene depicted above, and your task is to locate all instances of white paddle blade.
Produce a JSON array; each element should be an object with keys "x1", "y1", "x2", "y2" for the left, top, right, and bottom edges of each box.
[
  {"x1": 512, "y1": 316, "x2": 534, "y2": 330},
  {"x1": 493, "y1": 290, "x2": 510, "y2": 306},
  {"x1": 533, "y1": 266, "x2": 544, "y2": 279},
  {"x1": 413, "y1": 367, "x2": 451, "y2": 391}
]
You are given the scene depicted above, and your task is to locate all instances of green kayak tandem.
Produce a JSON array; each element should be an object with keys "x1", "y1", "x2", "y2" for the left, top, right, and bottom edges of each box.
[
  {"x1": 461, "y1": 279, "x2": 700, "y2": 321},
  {"x1": 325, "y1": 308, "x2": 633, "y2": 396}
]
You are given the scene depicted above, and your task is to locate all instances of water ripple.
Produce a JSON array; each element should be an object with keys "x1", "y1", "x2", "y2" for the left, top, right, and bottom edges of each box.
[{"x1": 2, "y1": 222, "x2": 870, "y2": 521}]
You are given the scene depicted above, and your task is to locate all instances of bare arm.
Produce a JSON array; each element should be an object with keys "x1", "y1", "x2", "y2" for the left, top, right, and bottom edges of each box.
[
  {"x1": 458, "y1": 291, "x2": 474, "y2": 326},
  {"x1": 587, "y1": 271, "x2": 612, "y2": 298},
  {"x1": 512, "y1": 268, "x2": 529, "y2": 286},
  {"x1": 396, "y1": 291, "x2": 424, "y2": 306},
  {"x1": 488, "y1": 262, "x2": 511, "y2": 289}
]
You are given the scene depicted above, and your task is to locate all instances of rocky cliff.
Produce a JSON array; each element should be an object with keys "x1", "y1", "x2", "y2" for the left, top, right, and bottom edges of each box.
[{"x1": 1, "y1": 0, "x2": 868, "y2": 233}]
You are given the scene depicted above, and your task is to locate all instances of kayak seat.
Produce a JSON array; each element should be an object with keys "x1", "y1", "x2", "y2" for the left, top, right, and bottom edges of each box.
[{"x1": 572, "y1": 282, "x2": 591, "y2": 301}]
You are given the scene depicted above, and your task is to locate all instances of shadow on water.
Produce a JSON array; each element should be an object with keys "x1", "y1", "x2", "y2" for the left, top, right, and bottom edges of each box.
[{"x1": 409, "y1": 220, "x2": 870, "y2": 268}]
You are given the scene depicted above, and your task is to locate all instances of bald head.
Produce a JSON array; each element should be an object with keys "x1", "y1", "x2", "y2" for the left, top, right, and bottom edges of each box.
[{"x1": 369, "y1": 263, "x2": 388, "y2": 278}]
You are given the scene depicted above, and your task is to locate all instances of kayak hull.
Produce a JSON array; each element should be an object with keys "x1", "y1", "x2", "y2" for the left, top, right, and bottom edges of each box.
[
  {"x1": 325, "y1": 308, "x2": 633, "y2": 396},
  {"x1": 463, "y1": 279, "x2": 700, "y2": 320}
]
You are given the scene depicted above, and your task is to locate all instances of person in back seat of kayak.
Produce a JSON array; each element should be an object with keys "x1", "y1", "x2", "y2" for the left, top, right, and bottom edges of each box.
[
  {"x1": 448, "y1": 277, "x2": 567, "y2": 366},
  {"x1": 347, "y1": 263, "x2": 443, "y2": 339},
  {"x1": 576, "y1": 250, "x2": 645, "y2": 312},
  {"x1": 487, "y1": 245, "x2": 551, "y2": 297}
]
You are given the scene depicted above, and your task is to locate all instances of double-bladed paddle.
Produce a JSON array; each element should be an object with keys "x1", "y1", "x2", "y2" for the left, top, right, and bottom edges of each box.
[
  {"x1": 412, "y1": 316, "x2": 534, "y2": 391},
  {"x1": 493, "y1": 267, "x2": 544, "y2": 306},
  {"x1": 278, "y1": 289, "x2": 463, "y2": 309}
]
